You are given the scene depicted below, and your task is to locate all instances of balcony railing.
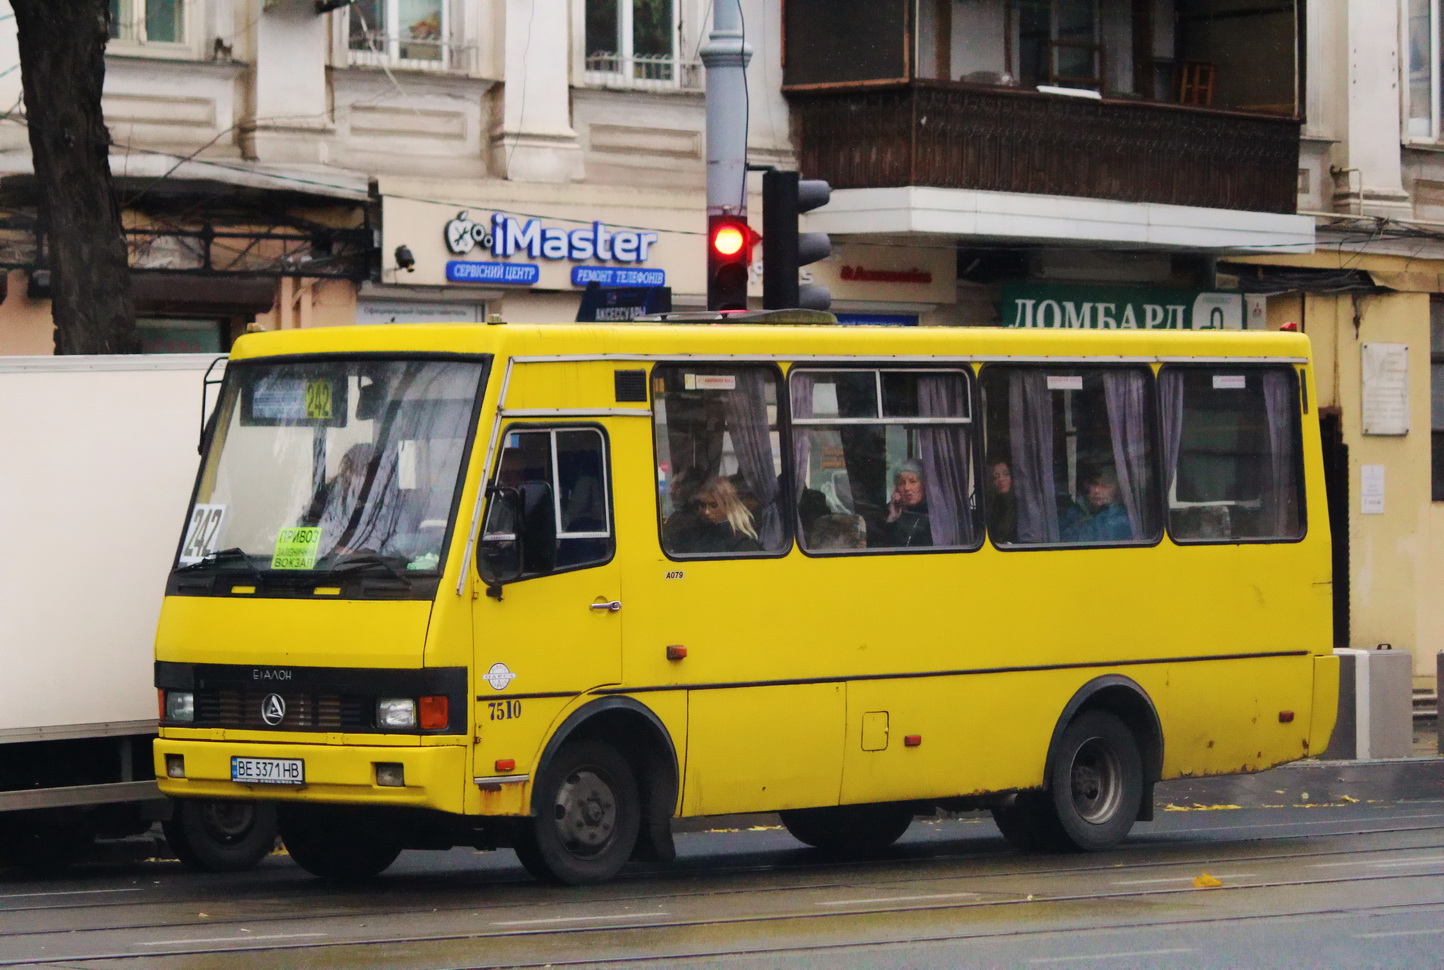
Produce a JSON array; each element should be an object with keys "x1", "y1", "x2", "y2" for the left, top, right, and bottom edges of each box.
[
  {"x1": 583, "y1": 53, "x2": 703, "y2": 92},
  {"x1": 786, "y1": 80, "x2": 1301, "y2": 214},
  {"x1": 348, "y1": 33, "x2": 476, "y2": 74}
]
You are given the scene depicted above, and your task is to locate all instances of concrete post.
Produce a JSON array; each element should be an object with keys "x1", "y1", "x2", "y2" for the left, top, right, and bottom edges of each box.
[{"x1": 1326, "y1": 646, "x2": 1414, "y2": 760}]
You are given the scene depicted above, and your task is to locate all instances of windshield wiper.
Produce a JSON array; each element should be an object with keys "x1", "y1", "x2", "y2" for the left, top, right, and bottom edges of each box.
[
  {"x1": 176, "y1": 547, "x2": 264, "y2": 582},
  {"x1": 325, "y1": 554, "x2": 412, "y2": 585}
]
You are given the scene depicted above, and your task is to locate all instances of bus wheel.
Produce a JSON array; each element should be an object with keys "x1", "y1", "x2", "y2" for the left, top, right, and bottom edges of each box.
[
  {"x1": 778, "y1": 803, "x2": 914, "y2": 855},
  {"x1": 1046, "y1": 710, "x2": 1143, "y2": 851},
  {"x1": 164, "y1": 800, "x2": 278, "y2": 873},
  {"x1": 278, "y1": 806, "x2": 402, "y2": 880},
  {"x1": 514, "y1": 740, "x2": 640, "y2": 886},
  {"x1": 990, "y1": 793, "x2": 1066, "y2": 852}
]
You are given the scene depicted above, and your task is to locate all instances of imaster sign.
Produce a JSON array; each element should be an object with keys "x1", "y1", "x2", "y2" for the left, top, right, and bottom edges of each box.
[{"x1": 443, "y1": 211, "x2": 664, "y2": 287}]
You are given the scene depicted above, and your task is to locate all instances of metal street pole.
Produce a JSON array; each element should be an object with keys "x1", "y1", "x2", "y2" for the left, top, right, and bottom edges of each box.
[{"x1": 699, "y1": 0, "x2": 752, "y2": 309}]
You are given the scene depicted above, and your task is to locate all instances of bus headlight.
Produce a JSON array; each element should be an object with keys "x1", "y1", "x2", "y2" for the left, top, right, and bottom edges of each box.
[
  {"x1": 377, "y1": 697, "x2": 417, "y2": 729},
  {"x1": 165, "y1": 691, "x2": 195, "y2": 722}
]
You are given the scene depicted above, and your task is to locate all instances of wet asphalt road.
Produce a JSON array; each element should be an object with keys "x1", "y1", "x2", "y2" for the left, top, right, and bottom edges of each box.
[{"x1": 1, "y1": 755, "x2": 1442, "y2": 970}]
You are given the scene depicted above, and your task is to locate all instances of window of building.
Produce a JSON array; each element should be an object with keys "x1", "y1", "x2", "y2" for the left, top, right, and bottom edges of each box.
[
  {"x1": 980, "y1": 366, "x2": 1160, "y2": 546},
  {"x1": 653, "y1": 365, "x2": 787, "y2": 557},
  {"x1": 109, "y1": 0, "x2": 186, "y2": 47},
  {"x1": 481, "y1": 426, "x2": 613, "y2": 577},
  {"x1": 1160, "y1": 366, "x2": 1304, "y2": 541},
  {"x1": 137, "y1": 317, "x2": 227, "y2": 354},
  {"x1": 584, "y1": 0, "x2": 695, "y2": 89},
  {"x1": 1409, "y1": 0, "x2": 1440, "y2": 139},
  {"x1": 790, "y1": 369, "x2": 980, "y2": 553},
  {"x1": 1018, "y1": 0, "x2": 1102, "y2": 90},
  {"x1": 1432, "y1": 301, "x2": 1444, "y2": 499},
  {"x1": 348, "y1": 0, "x2": 455, "y2": 70}
]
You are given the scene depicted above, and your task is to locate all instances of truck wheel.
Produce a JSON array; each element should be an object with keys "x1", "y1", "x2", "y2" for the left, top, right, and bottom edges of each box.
[
  {"x1": 1046, "y1": 710, "x2": 1143, "y2": 851},
  {"x1": 779, "y1": 803, "x2": 914, "y2": 854},
  {"x1": 164, "y1": 800, "x2": 279, "y2": 873},
  {"x1": 0, "y1": 810, "x2": 95, "y2": 873},
  {"x1": 514, "y1": 740, "x2": 639, "y2": 886},
  {"x1": 278, "y1": 806, "x2": 402, "y2": 880}
]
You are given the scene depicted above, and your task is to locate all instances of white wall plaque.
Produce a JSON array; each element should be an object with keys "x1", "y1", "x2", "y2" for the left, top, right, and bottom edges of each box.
[
  {"x1": 1361, "y1": 343, "x2": 1409, "y2": 435},
  {"x1": 1361, "y1": 464, "x2": 1385, "y2": 515}
]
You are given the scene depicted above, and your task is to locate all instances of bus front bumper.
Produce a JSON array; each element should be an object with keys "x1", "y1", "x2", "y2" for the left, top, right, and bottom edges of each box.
[{"x1": 155, "y1": 737, "x2": 467, "y2": 814}]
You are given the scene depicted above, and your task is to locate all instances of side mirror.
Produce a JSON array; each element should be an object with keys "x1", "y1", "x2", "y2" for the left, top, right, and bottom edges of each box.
[{"x1": 478, "y1": 481, "x2": 556, "y2": 595}]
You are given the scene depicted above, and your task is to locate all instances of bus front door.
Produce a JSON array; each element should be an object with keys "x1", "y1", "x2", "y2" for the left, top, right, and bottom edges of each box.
[{"x1": 470, "y1": 424, "x2": 623, "y2": 783}]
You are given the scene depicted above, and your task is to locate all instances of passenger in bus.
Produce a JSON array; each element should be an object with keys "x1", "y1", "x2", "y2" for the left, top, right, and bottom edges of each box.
[
  {"x1": 797, "y1": 487, "x2": 831, "y2": 537},
  {"x1": 661, "y1": 466, "x2": 706, "y2": 546},
  {"x1": 670, "y1": 476, "x2": 761, "y2": 553},
  {"x1": 1059, "y1": 466, "x2": 1132, "y2": 543},
  {"x1": 874, "y1": 458, "x2": 931, "y2": 548},
  {"x1": 987, "y1": 457, "x2": 1017, "y2": 543},
  {"x1": 304, "y1": 442, "x2": 376, "y2": 556}
]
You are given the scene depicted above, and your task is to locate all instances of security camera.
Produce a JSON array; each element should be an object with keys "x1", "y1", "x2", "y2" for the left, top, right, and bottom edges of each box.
[{"x1": 394, "y1": 244, "x2": 416, "y2": 272}]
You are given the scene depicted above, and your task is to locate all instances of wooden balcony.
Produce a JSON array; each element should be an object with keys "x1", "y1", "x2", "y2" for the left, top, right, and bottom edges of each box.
[{"x1": 787, "y1": 81, "x2": 1301, "y2": 215}]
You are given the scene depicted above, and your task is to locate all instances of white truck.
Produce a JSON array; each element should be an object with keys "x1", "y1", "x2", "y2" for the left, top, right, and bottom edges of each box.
[{"x1": 0, "y1": 354, "x2": 275, "y2": 871}]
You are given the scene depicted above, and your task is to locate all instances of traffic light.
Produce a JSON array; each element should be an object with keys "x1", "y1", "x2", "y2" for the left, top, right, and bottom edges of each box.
[
  {"x1": 762, "y1": 170, "x2": 831, "y2": 310},
  {"x1": 707, "y1": 215, "x2": 754, "y2": 311}
]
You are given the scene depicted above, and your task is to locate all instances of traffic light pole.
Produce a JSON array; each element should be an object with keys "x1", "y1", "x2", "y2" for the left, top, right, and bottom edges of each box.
[{"x1": 700, "y1": 0, "x2": 752, "y2": 310}]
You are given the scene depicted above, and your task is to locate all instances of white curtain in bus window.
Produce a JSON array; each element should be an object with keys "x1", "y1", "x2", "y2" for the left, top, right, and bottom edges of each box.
[
  {"x1": 652, "y1": 366, "x2": 785, "y2": 556},
  {"x1": 980, "y1": 366, "x2": 1160, "y2": 546},
  {"x1": 789, "y1": 369, "x2": 977, "y2": 552},
  {"x1": 1160, "y1": 368, "x2": 1302, "y2": 541},
  {"x1": 487, "y1": 427, "x2": 613, "y2": 571}
]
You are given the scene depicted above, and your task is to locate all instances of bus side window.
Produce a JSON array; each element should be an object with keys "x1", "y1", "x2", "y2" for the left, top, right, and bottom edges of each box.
[
  {"x1": 481, "y1": 426, "x2": 614, "y2": 577},
  {"x1": 790, "y1": 368, "x2": 980, "y2": 553},
  {"x1": 652, "y1": 365, "x2": 787, "y2": 557},
  {"x1": 1161, "y1": 367, "x2": 1304, "y2": 542},
  {"x1": 980, "y1": 365, "x2": 1161, "y2": 546}
]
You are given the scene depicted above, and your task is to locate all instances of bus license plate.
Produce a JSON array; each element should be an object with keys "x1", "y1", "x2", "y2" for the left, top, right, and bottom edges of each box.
[{"x1": 231, "y1": 756, "x2": 304, "y2": 785}]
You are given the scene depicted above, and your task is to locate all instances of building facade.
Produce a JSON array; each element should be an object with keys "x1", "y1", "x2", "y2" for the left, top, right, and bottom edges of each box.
[{"x1": 0, "y1": 1, "x2": 1438, "y2": 687}]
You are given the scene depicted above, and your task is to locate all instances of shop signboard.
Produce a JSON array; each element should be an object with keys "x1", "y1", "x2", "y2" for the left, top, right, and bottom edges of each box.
[
  {"x1": 1001, "y1": 284, "x2": 1243, "y2": 330},
  {"x1": 441, "y1": 210, "x2": 661, "y2": 289}
]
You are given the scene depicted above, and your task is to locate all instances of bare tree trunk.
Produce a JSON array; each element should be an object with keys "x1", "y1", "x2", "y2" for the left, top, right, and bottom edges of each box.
[{"x1": 11, "y1": 0, "x2": 138, "y2": 354}]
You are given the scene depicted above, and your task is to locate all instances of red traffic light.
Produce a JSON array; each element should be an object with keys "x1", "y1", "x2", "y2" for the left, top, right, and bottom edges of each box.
[
  {"x1": 712, "y1": 223, "x2": 748, "y2": 257},
  {"x1": 710, "y1": 220, "x2": 755, "y2": 259},
  {"x1": 707, "y1": 216, "x2": 755, "y2": 311}
]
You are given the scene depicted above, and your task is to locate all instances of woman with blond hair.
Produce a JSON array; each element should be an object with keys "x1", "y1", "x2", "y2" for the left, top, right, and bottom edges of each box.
[{"x1": 671, "y1": 475, "x2": 760, "y2": 553}]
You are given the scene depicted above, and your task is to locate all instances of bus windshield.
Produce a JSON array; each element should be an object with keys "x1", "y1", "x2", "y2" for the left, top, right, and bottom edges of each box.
[{"x1": 176, "y1": 357, "x2": 485, "y2": 579}]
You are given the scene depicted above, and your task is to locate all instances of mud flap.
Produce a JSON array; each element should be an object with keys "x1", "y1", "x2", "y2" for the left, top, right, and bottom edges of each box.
[
  {"x1": 630, "y1": 749, "x2": 677, "y2": 864},
  {"x1": 1136, "y1": 779, "x2": 1155, "y2": 822}
]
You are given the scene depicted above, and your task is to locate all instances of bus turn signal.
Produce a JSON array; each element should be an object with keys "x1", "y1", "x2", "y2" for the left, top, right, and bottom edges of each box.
[{"x1": 419, "y1": 695, "x2": 449, "y2": 730}]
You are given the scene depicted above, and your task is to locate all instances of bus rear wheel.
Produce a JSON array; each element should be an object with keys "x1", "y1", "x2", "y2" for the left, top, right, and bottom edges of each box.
[
  {"x1": 278, "y1": 806, "x2": 402, "y2": 880},
  {"x1": 990, "y1": 792, "x2": 1066, "y2": 852},
  {"x1": 164, "y1": 800, "x2": 278, "y2": 873},
  {"x1": 513, "y1": 740, "x2": 640, "y2": 886},
  {"x1": 995, "y1": 710, "x2": 1143, "y2": 853},
  {"x1": 778, "y1": 802, "x2": 914, "y2": 855},
  {"x1": 1049, "y1": 710, "x2": 1143, "y2": 850}
]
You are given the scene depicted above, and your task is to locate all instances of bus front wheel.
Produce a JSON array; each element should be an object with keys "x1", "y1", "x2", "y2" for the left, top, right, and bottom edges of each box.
[
  {"x1": 164, "y1": 800, "x2": 278, "y2": 872},
  {"x1": 514, "y1": 740, "x2": 640, "y2": 886},
  {"x1": 779, "y1": 803, "x2": 914, "y2": 855},
  {"x1": 278, "y1": 806, "x2": 402, "y2": 880}
]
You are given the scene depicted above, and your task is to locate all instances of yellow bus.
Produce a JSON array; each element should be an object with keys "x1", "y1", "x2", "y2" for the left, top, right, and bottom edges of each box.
[{"x1": 154, "y1": 315, "x2": 1337, "y2": 883}]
